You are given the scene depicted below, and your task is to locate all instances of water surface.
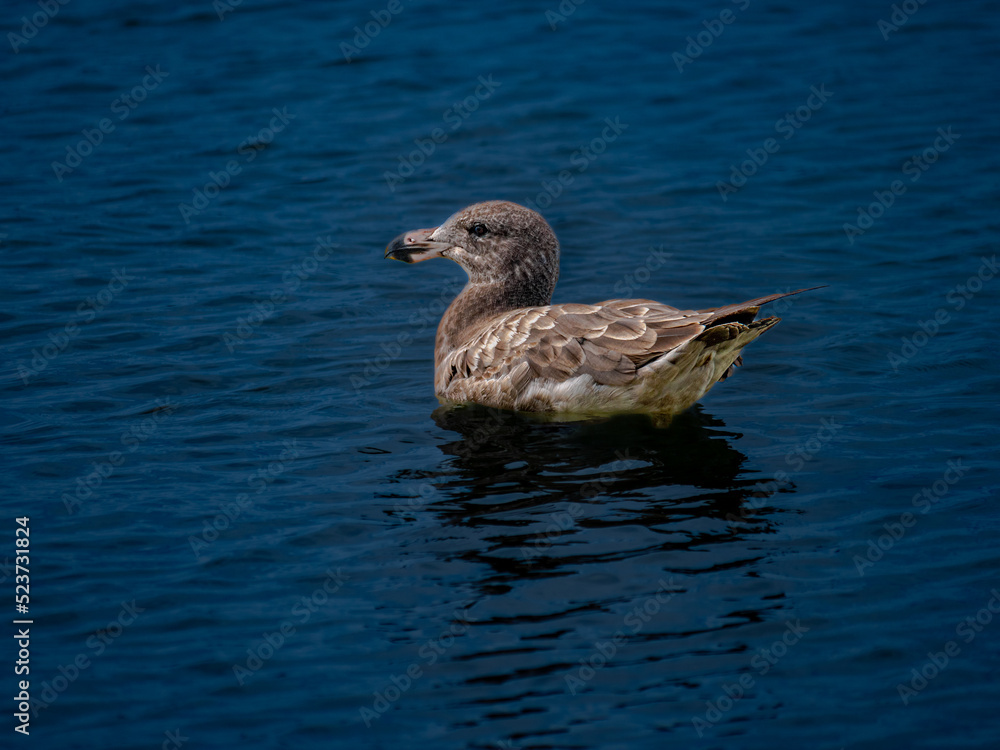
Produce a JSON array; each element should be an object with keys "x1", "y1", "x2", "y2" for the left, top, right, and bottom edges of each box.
[{"x1": 2, "y1": 1, "x2": 999, "y2": 748}]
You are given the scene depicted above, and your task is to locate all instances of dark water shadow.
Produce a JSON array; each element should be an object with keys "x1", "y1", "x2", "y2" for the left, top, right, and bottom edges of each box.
[
  {"x1": 430, "y1": 403, "x2": 776, "y2": 507},
  {"x1": 370, "y1": 404, "x2": 803, "y2": 740},
  {"x1": 388, "y1": 404, "x2": 797, "y2": 586},
  {"x1": 369, "y1": 412, "x2": 803, "y2": 746}
]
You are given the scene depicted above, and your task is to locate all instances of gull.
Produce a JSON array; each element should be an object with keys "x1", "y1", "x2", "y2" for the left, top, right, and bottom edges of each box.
[{"x1": 385, "y1": 201, "x2": 816, "y2": 415}]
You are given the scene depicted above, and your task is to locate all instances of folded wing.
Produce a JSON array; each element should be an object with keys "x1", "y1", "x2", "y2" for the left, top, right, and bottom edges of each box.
[{"x1": 441, "y1": 288, "x2": 818, "y2": 397}]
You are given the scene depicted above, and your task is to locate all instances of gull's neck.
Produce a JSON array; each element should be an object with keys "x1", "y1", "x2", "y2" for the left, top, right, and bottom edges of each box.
[{"x1": 434, "y1": 267, "x2": 556, "y2": 368}]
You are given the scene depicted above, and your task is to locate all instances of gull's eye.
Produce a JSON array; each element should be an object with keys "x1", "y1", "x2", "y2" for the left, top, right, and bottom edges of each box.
[{"x1": 471, "y1": 223, "x2": 488, "y2": 237}]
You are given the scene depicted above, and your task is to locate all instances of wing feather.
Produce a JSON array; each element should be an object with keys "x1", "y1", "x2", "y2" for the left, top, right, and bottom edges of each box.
[
  {"x1": 509, "y1": 301, "x2": 707, "y2": 388},
  {"x1": 435, "y1": 287, "x2": 818, "y2": 407}
]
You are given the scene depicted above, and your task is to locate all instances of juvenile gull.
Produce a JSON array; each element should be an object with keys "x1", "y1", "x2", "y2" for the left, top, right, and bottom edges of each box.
[{"x1": 385, "y1": 200, "x2": 816, "y2": 415}]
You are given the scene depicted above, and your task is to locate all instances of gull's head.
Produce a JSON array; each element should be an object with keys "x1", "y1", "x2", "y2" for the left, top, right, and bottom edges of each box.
[{"x1": 384, "y1": 201, "x2": 560, "y2": 296}]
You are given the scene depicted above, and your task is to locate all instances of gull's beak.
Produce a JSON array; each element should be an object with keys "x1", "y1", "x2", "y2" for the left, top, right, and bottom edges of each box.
[{"x1": 384, "y1": 227, "x2": 451, "y2": 263}]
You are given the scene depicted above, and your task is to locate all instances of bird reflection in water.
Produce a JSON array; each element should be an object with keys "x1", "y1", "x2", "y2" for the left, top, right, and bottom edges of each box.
[
  {"x1": 384, "y1": 405, "x2": 795, "y2": 578},
  {"x1": 374, "y1": 405, "x2": 799, "y2": 717}
]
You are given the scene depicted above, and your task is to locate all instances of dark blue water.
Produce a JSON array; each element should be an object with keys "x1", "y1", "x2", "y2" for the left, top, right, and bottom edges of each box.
[{"x1": 3, "y1": 1, "x2": 999, "y2": 747}]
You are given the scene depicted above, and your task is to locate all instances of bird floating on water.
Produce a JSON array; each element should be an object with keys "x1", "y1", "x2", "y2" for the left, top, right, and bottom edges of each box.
[{"x1": 385, "y1": 201, "x2": 816, "y2": 417}]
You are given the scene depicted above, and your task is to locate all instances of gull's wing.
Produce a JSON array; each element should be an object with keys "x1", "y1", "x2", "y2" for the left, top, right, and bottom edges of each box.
[{"x1": 440, "y1": 288, "x2": 819, "y2": 393}]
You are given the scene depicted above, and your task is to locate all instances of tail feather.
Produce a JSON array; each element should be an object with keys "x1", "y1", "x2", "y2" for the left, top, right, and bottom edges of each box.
[
  {"x1": 703, "y1": 285, "x2": 825, "y2": 325},
  {"x1": 638, "y1": 317, "x2": 781, "y2": 412},
  {"x1": 700, "y1": 317, "x2": 780, "y2": 382}
]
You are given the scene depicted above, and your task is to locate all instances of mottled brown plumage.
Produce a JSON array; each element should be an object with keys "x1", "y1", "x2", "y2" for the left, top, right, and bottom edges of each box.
[{"x1": 385, "y1": 201, "x2": 815, "y2": 415}]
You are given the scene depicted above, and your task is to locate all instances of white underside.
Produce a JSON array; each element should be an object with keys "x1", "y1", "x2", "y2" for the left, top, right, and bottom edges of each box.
[{"x1": 513, "y1": 345, "x2": 723, "y2": 414}]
